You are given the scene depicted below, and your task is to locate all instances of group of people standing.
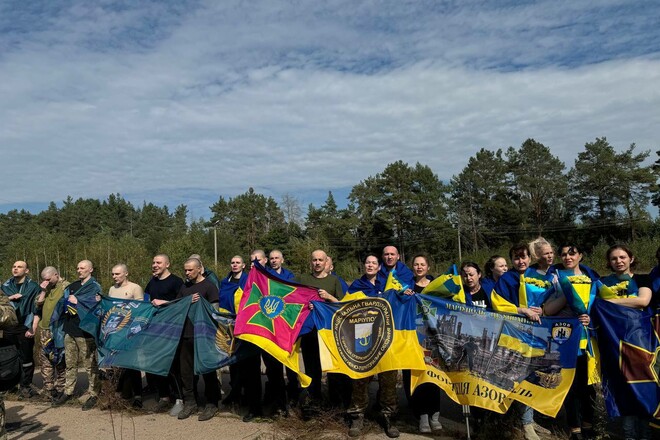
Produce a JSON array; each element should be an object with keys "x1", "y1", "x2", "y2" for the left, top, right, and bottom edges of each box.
[
  {"x1": 417, "y1": 239, "x2": 655, "y2": 440},
  {"x1": 0, "y1": 239, "x2": 657, "y2": 440}
]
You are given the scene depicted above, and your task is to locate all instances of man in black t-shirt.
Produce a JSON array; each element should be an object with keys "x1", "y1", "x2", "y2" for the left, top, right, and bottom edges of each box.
[
  {"x1": 167, "y1": 258, "x2": 220, "y2": 422},
  {"x1": 145, "y1": 254, "x2": 184, "y2": 413}
]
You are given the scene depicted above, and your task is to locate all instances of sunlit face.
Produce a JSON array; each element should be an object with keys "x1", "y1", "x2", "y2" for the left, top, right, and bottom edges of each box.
[
  {"x1": 111, "y1": 266, "x2": 128, "y2": 285},
  {"x1": 12, "y1": 261, "x2": 28, "y2": 278},
  {"x1": 364, "y1": 256, "x2": 380, "y2": 277},
  {"x1": 269, "y1": 252, "x2": 283, "y2": 270},
  {"x1": 492, "y1": 258, "x2": 508, "y2": 279},
  {"x1": 152, "y1": 256, "x2": 170, "y2": 277},
  {"x1": 413, "y1": 257, "x2": 429, "y2": 278},
  {"x1": 382, "y1": 246, "x2": 399, "y2": 269},
  {"x1": 184, "y1": 262, "x2": 202, "y2": 282},
  {"x1": 461, "y1": 266, "x2": 481, "y2": 290},
  {"x1": 230, "y1": 257, "x2": 245, "y2": 274},
  {"x1": 311, "y1": 251, "x2": 327, "y2": 275},
  {"x1": 608, "y1": 249, "x2": 632, "y2": 274},
  {"x1": 560, "y1": 247, "x2": 582, "y2": 270},
  {"x1": 538, "y1": 245, "x2": 554, "y2": 268},
  {"x1": 512, "y1": 251, "x2": 531, "y2": 273},
  {"x1": 77, "y1": 261, "x2": 93, "y2": 280}
]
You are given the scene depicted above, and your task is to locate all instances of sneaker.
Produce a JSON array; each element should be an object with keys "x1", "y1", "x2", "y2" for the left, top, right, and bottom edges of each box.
[
  {"x1": 169, "y1": 399, "x2": 184, "y2": 417},
  {"x1": 523, "y1": 423, "x2": 541, "y2": 440},
  {"x1": 82, "y1": 395, "x2": 98, "y2": 411},
  {"x1": 430, "y1": 412, "x2": 442, "y2": 431},
  {"x1": 52, "y1": 393, "x2": 71, "y2": 407},
  {"x1": 419, "y1": 414, "x2": 431, "y2": 433},
  {"x1": 348, "y1": 415, "x2": 364, "y2": 437},
  {"x1": 383, "y1": 415, "x2": 400, "y2": 438},
  {"x1": 198, "y1": 404, "x2": 217, "y2": 421},
  {"x1": 177, "y1": 404, "x2": 197, "y2": 420}
]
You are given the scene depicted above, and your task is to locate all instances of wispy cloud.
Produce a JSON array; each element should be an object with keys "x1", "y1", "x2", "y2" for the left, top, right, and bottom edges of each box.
[{"x1": 1, "y1": 0, "x2": 658, "y2": 218}]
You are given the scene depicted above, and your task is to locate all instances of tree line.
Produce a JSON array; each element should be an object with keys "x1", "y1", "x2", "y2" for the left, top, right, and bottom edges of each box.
[{"x1": 2, "y1": 137, "x2": 659, "y2": 288}]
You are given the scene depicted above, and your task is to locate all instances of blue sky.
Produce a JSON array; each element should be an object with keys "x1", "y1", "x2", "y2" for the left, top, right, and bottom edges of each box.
[{"x1": 1, "y1": 0, "x2": 658, "y2": 220}]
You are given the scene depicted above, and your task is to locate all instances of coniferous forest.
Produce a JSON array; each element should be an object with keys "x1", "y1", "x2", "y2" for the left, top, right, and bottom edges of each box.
[{"x1": 2, "y1": 137, "x2": 659, "y2": 288}]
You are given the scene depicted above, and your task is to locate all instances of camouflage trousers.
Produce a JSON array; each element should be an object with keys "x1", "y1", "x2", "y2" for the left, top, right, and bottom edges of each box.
[
  {"x1": 0, "y1": 395, "x2": 5, "y2": 440},
  {"x1": 39, "y1": 329, "x2": 65, "y2": 394},
  {"x1": 63, "y1": 335, "x2": 100, "y2": 397},
  {"x1": 347, "y1": 370, "x2": 398, "y2": 417}
]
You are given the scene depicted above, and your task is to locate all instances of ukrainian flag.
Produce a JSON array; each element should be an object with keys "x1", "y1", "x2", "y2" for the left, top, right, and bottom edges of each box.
[
  {"x1": 596, "y1": 274, "x2": 638, "y2": 300},
  {"x1": 421, "y1": 265, "x2": 467, "y2": 304},
  {"x1": 384, "y1": 266, "x2": 412, "y2": 292},
  {"x1": 497, "y1": 321, "x2": 546, "y2": 357}
]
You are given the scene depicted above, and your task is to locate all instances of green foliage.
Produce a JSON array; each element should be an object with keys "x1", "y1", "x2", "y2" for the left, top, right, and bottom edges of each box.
[
  {"x1": 0, "y1": 139, "x2": 657, "y2": 287},
  {"x1": 507, "y1": 139, "x2": 569, "y2": 235}
]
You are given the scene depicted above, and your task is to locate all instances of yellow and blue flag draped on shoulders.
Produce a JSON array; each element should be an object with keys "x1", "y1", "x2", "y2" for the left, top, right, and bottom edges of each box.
[
  {"x1": 410, "y1": 295, "x2": 581, "y2": 417},
  {"x1": 312, "y1": 291, "x2": 425, "y2": 379},
  {"x1": 342, "y1": 275, "x2": 378, "y2": 302},
  {"x1": 421, "y1": 265, "x2": 469, "y2": 305},
  {"x1": 596, "y1": 274, "x2": 639, "y2": 300},
  {"x1": 497, "y1": 321, "x2": 546, "y2": 358},
  {"x1": 490, "y1": 269, "x2": 553, "y2": 314},
  {"x1": 218, "y1": 271, "x2": 248, "y2": 315},
  {"x1": 555, "y1": 268, "x2": 600, "y2": 383},
  {"x1": 384, "y1": 266, "x2": 412, "y2": 293}
]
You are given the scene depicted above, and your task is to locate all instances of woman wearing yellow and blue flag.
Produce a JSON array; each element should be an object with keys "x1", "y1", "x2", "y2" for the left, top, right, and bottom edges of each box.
[
  {"x1": 543, "y1": 244, "x2": 599, "y2": 440},
  {"x1": 460, "y1": 262, "x2": 491, "y2": 309},
  {"x1": 491, "y1": 243, "x2": 554, "y2": 440},
  {"x1": 593, "y1": 245, "x2": 652, "y2": 440},
  {"x1": 484, "y1": 255, "x2": 508, "y2": 285}
]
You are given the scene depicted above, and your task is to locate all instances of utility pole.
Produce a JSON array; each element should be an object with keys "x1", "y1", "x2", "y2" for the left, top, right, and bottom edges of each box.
[
  {"x1": 457, "y1": 220, "x2": 462, "y2": 262},
  {"x1": 213, "y1": 221, "x2": 219, "y2": 269}
]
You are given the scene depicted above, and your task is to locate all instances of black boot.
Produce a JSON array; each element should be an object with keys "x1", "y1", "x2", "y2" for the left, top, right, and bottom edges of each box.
[
  {"x1": 348, "y1": 414, "x2": 364, "y2": 437},
  {"x1": 382, "y1": 415, "x2": 400, "y2": 438}
]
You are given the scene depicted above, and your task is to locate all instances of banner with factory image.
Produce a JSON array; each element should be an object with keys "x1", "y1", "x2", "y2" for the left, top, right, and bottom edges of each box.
[{"x1": 410, "y1": 295, "x2": 581, "y2": 416}]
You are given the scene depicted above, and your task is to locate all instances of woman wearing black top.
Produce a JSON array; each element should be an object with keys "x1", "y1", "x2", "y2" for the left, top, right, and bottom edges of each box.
[{"x1": 404, "y1": 255, "x2": 442, "y2": 433}]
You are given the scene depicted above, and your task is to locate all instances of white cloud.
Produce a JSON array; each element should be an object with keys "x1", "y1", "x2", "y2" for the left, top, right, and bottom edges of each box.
[{"x1": 0, "y1": 0, "x2": 658, "y2": 217}]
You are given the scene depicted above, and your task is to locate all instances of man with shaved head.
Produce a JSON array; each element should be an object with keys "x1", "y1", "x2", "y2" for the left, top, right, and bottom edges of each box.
[
  {"x1": 145, "y1": 254, "x2": 184, "y2": 414},
  {"x1": 33, "y1": 266, "x2": 69, "y2": 401},
  {"x1": 267, "y1": 250, "x2": 294, "y2": 281},
  {"x1": 108, "y1": 264, "x2": 144, "y2": 407},
  {"x1": 188, "y1": 254, "x2": 220, "y2": 291},
  {"x1": 296, "y1": 250, "x2": 347, "y2": 417},
  {"x1": 1, "y1": 260, "x2": 41, "y2": 398},
  {"x1": 377, "y1": 246, "x2": 414, "y2": 293},
  {"x1": 165, "y1": 258, "x2": 220, "y2": 422},
  {"x1": 109, "y1": 264, "x2": 143, "y2": 300},
  {"x1": 53, "y1": 259, "x2": 102, "y2": 410}
]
